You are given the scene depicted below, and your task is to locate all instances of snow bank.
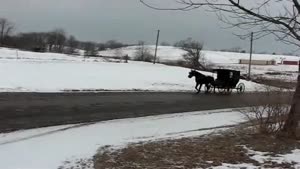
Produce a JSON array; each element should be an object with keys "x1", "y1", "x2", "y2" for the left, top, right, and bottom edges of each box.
[
  {"x1": 211, "y1": 163, "x2": 258, "y2": 169},
  {"x1": 0, "y1": 109, "x2": 245, "y2": 169},
  {"x1": 1, "y1": 107, "x2": 299, "y2": 169},
  {"x1": 243, "y1": 146, "x2": 300, "y2": 168},
  {"x1": 209, "y1": 145, "x2": 300, "y2": 169}
]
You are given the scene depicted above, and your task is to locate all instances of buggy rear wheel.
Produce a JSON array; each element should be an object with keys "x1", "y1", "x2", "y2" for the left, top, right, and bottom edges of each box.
[{"x1": 236, "y1": 83, "x2": 245, "y2": 94}]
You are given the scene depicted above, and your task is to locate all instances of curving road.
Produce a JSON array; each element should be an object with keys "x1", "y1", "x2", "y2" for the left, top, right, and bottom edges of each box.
[{"x1": 0, "y1": 92, "x2": 292, "y2": 133}]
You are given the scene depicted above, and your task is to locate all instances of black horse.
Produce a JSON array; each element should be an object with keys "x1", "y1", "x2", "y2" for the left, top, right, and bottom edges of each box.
[{"x1": 188, "y1": 70, "x2": 214, "y2": 94}]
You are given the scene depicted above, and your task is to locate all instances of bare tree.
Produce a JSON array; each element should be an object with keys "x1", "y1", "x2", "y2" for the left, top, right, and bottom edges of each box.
[
  {"x1": 140, "y1": 0, "x2": 300, "y2": 137},
  {"x1": 175, "y1": 38, "x2": 206, "y2": 70},
  {"x1": 134, "y1": 41, "x2": 153, "y2": 62},
  {"x1": 66, "y1": 35, "x2": 79, "y2": 55},
  {"x1": 47, "y1": 29, "x2": 66, "y2": 53},
  {"x1": 141, "y1": 1, "x2": 300, "y2": 47},
  {"x1": 16, "y1": 32, "x2": 48, "y2": 52},
  {"x1": 97, "y1": 43, "x2": 106, "y2": 51},
  {"x1": 123, "y1": 54, "x2": 129, "y2": 63},
  {"x1": 114, "y1": 48, "x2": 124, "y2": 62},
  {"x1": 136, "y1": 41, "x2": 145, "y2": 61},
  {"x1": 83, "y1": 41, "x2": 98, "y2": 57},
  {"x1": 0, "y1": 18, "x2": 14, "y2": 46}
]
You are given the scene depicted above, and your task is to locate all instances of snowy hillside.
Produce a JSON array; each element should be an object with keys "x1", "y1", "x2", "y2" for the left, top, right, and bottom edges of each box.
[
  {"x1": 99, "y1": 45, "x2": 300, "y2": 64},
  {"x1": 0, "y1": 47, "x2": 264, "y2": 92},
  {"x1": 0, "y1": 47, "x2": 103, "y2": 62},
  {"x1": 100, "y1": 46, "x2": 186, "y2": 62},
  {"x1": 100, "y1": 46, "x2": 300, "y2": 82}
]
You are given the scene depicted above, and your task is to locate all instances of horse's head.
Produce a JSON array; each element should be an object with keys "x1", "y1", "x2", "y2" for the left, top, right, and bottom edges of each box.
[{"x1": 188, "y1": 70, "x2": 197, "y2": 78}]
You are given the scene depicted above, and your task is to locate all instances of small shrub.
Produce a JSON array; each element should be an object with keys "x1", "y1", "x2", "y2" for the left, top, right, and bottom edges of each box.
[
  {"x1": 240, "y1": 86, "x2": 291, "y2": 134},
  {"x1": 242, "y1": 104, "x2": 290, "y2": 134},
  {"x1": 122, "y1": 55, "x2": 129, "y2": 63},
  {"x1": 134, "y1": 49, "x2": 153, "y2": 62}
]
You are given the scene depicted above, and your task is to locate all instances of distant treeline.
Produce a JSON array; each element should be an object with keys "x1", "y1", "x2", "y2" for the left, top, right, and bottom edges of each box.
[
  {"x1": 3, "y1": 17, "x2": 276, "y2": 57},
  {"x1": 0, "y1": 18, "x2": 131, "y2": 56}
]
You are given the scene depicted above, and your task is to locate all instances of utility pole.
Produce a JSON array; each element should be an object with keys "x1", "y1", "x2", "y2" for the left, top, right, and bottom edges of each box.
[
  {"x1": 16, "y1": 50, "x2": 19, "y2": 59},
  {"x1": 248, "y1": 32, "x2": 253, "y2": 79},
  {"x1": 153, "y1": 29, "x2": 160, "y2": 64},
  {"x1": 141, "y1": 42, "x2": 144, "y2": 60},
  {"x1": 298, "y1": 60, "x2": 300, "y2": 72}
]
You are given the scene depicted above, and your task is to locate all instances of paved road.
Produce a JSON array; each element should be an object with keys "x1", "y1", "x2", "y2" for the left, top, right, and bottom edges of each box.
[{"x1": 0, "y1": 92, "x2": 292, "y2": 132}]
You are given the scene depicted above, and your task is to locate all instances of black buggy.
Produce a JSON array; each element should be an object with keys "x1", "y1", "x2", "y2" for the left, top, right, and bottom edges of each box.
[{"x1": 206, "y1": 69, "x2": 245, "y2": 94}]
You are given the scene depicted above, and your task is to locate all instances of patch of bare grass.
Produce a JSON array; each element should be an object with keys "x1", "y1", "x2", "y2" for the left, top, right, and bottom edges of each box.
[
  {"x1": 93, "y1": 128, "x2": 300, "y2": 169},
  {"x1": 253, "y1": 77, "x2": 296, "y2": 89}
]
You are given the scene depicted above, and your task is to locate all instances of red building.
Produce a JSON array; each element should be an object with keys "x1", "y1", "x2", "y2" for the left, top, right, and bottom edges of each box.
[{"x1": 282, "y1": 60, "x2": 299, "y2": 65}]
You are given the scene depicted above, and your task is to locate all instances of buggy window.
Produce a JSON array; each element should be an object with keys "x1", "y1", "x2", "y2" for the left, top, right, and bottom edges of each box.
[{"x1": 230, "y1": 72, "x2": 233, "y2": 78}]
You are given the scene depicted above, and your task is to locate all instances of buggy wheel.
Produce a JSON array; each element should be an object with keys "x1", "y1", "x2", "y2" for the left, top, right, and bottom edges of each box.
[{"x1": 236, "y1": 83, "x2": 245, "y2": 94}]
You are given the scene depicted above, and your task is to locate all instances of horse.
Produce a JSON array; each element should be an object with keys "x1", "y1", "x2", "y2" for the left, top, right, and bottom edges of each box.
[{"x1": 188, "y1": 70, "x2": 214, "y2": 94}]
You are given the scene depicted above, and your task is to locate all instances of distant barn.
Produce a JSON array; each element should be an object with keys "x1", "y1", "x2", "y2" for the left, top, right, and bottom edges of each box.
[
  {"x1": 239, "y1": 59, "x2": 276, "y2": 65},
  {"x1": 282, "y1": 60, "x2": 299, "y2": 65}
]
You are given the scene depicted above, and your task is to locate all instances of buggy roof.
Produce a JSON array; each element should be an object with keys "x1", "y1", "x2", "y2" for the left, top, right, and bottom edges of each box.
[
  {"x1": 213, "y1": 69, "x2": 240, "y2": 80},
  {"x1": 213, "y1": 69, "x2": 240, "y2": 73}
]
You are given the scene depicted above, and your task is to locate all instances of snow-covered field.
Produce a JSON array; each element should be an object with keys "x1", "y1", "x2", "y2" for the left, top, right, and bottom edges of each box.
[
  {"x1": 1, "y1": 108, "x2": 299, "y2": 169},
  {"x1": 100, "y1": 45, "x2": 300, "y2": 64},
  {"x1": 100, "y1": 46, "x2": 300, "y2": 82},
  {"x1": 0, "y1": 47, "x2": 108, "y2": 62},
  {"x1": 0, "y1": 47, "x2": 264, "y2": 92}
]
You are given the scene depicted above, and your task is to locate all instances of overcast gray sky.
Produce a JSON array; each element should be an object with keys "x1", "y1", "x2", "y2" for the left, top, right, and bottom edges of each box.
[{"x1": 0, "y1": 0, "x2": 297, "y2": 54}]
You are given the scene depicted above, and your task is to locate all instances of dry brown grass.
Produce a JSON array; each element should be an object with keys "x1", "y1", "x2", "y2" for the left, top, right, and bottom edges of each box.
[
  {"x1": 253, "y1": 77, "x2": 297, "y2": 89},
  {"x1": 93, "y1": 129, "x2": 300, "y2": 169}
]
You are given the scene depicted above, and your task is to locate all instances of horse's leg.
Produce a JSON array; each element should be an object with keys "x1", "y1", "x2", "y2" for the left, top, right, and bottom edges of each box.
[
  {"x1": 195, "y1": 83, "x2": 199, "y2": 91},
  {"x1": 197, "y1": 84, "x2": 203, "y2": 94},
  {"x1": 205, "y1": 83, "x2": 210, "y2": 93}
]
